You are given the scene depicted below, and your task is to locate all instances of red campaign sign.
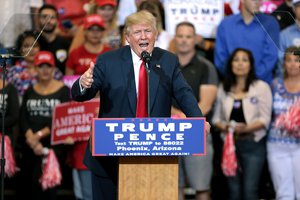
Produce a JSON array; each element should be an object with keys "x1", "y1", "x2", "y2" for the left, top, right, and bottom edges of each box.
[{"x1": 51, "y1": 99, "x2": 100, "y2": 145}]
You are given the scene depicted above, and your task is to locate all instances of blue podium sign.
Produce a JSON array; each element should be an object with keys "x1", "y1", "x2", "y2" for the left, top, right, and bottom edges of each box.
[{"x1": 92, "y1": 118, "x2": 206, "y2": 156}]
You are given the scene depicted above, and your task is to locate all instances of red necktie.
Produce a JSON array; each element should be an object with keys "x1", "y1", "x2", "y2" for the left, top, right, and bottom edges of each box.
[{"x1": 136, "y1": 61, "x2": 148, "y2": 117}]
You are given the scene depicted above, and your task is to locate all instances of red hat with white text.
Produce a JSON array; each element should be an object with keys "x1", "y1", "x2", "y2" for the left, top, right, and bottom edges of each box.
[
  {"x1": 95, "y1": 0, "x2": 117, "y2": 7},
  {"x1": 34, "y1": 51, "x2": 55, "y2": 66},
  {"x1": 83, "y1": 14, "x2": 106, "y2": 29}
]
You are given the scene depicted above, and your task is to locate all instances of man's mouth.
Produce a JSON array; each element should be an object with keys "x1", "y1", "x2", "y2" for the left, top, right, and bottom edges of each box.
[{"x1": 139, "y1": 43, "x2": 149, "y2": 48}]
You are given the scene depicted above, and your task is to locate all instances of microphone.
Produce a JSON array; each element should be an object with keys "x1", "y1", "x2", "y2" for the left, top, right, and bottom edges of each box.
[
  {"x1": 141, "y1": 51, "x2": 151, "y2": 64},
  {"x1": 140, "y1": 51, "x2": 151, "y2": 117},
  {"x1": 0, "y1": 54, "x2": 14, "y2": 59},
  {"x1": 0, "y1": 48, "x2": 14, "y2": 59}
]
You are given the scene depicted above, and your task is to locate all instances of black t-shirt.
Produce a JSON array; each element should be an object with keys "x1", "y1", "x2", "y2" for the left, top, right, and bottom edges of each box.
[
  {"x1": 173, "y1": 54, "x2": 209, "y2": 110},
  {"x1": 38, "y1": 35, "x2": 71, "y2": 74},
  {"x1": 230, "y1": 99, "x2": 246, "y2": 123},
  {"x1": 20, "y1": 85, "x2": 70, "y2": 147},
  {"x1": 271, "y1": 3, "x2": 295, "y2": 30},
  {"x1": 180, "y1": 55, "x2": 209, "y2": 101},
  {"x1": 0, "y1": 83, "x2": 19, "y2": 137}
]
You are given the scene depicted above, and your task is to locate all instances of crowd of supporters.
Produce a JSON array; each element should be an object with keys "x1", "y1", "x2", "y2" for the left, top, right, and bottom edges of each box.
[{"x1": 1, "y1": 0, "x2": 300, "y2": 200}]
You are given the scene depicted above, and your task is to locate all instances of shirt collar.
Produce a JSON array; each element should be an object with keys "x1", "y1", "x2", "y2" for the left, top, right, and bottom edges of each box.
[
  {"x1": 130, "y1": 48, "x2": 153, "y2": 64},
  {"x1": 236, "y1": 13, "x2": 259, "y2": 25},
  {"x1": 131, "y1": 48, "x2": 141, "y2": 64},
  {"x1": 180, "y1": 53, "x2": 198, "y2": 68},
  {"x1": 236, "y1": 13, "x2": 244, "y2": 23}
]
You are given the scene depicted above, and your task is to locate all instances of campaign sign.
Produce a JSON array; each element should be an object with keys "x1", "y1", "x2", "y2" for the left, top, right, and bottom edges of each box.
[
  {"x1": 51, "y1": 99, "x2": 99, "y2": 145},
  {"x1": 164, "y1": 0, "x2": 224, "y2": 38},
  {"x1": 92, "y1": 118, "x2": 206, "y2": 156}
]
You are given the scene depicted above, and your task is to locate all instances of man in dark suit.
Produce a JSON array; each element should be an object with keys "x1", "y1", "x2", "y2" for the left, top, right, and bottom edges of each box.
[{"x1": 71, "y1": 10, "x2": 207, "y2": 200}]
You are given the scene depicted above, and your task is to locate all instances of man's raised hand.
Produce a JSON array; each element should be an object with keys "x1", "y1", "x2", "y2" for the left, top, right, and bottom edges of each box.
[{"x1": 80, "y1": 62, "x2": 95, "y2": 89}]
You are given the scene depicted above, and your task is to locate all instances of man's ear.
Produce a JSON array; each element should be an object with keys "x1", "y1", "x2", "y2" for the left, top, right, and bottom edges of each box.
[{"x1": 125, "y1": 34, "x2": 130, "y2": 44}]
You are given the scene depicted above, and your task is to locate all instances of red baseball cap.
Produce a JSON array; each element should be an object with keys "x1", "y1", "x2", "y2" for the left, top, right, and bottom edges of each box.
[
  {"x1": 83, "y1": 14, "x2": 106, "y2": 29},
  {"x1": 95, "y1": 0, "x2": 117, "y2": 7},
  {"x1": 34, "y1": 51, "x2": 55, "y2": 67}
]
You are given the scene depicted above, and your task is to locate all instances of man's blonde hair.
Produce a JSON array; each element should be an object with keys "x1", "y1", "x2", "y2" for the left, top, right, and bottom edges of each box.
[
  {"x1": 137, "y1": 1, "x2": 163, "y2": 33},
  {"x1": 124, "y1": 10, "x2": 157, "y2": 35}
]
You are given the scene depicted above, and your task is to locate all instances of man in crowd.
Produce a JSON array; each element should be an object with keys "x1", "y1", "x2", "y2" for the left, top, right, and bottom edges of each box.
[
  {"x1": 38, "y1": 4, "x2": 70, "y2": 74},
  {"x1": 277, "y1": 0, "x2": 300, "y2": 77},
  {"x1": 172, "y1": 21, "x2": 217, "y2": 200},
  {"x1": 272, "y1": 0, "x2": 294, "y2": 30},
  {"x1": 214, "y1": 0, "x2": 280, "y2": 83}
]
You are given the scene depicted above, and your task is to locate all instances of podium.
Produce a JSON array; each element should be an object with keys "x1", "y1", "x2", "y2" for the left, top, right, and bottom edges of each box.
[
  {"x1": 119, "y1": 156, "x2": 178, "y2": 200},
  {"x1": 92, "y1": 118, "x2": 206, "y2": 200}
]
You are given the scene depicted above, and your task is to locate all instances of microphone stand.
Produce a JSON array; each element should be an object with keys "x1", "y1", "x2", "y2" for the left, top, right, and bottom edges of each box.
[
  {"x1": 144, "y1": 62, "x2": 150, "y2": 117},
  {"x1": 0, "y1": 56, "x2": 7, "y2": 200}
]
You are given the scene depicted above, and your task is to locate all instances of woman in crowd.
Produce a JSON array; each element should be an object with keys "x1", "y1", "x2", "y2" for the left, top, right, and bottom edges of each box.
[
  {"x1": 7, "y1": 31, "x2": 40, "y2": 97},
  {"x1": 18, "y1": 51, "x2": 70, "y2": 200},
  {"x1": 267, "y1": 46, "x2": 300, "y2": 199},
  {"x1": 0, "y1": 70, "x2": 19, "y2": 143},
  {"x1": 7, "y1": 30, "x2": 63, "y2": 99},
  {"x1": 69, "y1": 0, "x2": 121, "y2": 51},
  {"x1": 137, "y1": 1, "x2": 171, "y2": 50},
  {"x1": 94, "y1": 0, "x2": 120, "y2": 49},
  {"x1": 0, "y1": 68, "x2": 19, "y2": 190},
  {"x1": 212, "y1": 48, "x2": 272, "y2": 200}
]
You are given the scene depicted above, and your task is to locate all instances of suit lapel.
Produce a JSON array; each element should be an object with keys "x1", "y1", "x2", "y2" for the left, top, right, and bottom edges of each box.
[
  {"x1": 121, "y1": 46, "x2": 137, "y2": 115},
  {"x1": 120, "y1": 47, "x2": 162, "y2": 116},
  {"x1": 149, "y1": 48, "x2": 161, "y2": 112}
]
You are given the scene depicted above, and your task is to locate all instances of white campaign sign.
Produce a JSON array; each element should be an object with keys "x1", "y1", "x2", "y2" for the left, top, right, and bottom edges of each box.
[{"x1": 164, "y1": 0, "x2": 224, "y2": 38}]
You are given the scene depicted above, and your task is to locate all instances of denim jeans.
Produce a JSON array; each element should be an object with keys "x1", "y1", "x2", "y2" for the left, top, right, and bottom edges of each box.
[
  {"x1": 227, "y1": 136, "x2": 266, "y2": 200},
  {"x1": 73, "y1": 169, "x2": 93, "y2": 200}
]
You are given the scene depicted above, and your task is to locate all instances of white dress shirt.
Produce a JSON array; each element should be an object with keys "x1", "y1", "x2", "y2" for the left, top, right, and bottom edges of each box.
[{"x1": 131, "y1": 48, "x2": 143, "y2": 95}]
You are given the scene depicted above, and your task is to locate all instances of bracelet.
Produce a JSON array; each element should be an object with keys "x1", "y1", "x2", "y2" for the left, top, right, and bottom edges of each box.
[{"x1": 37, "y1": 131, "x2": 43, "y2": 138}]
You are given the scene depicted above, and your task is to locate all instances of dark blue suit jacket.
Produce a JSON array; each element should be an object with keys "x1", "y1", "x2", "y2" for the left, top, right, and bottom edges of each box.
[{"x1": 71, "y1": 45, "x2": 202, "y2": 181}]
